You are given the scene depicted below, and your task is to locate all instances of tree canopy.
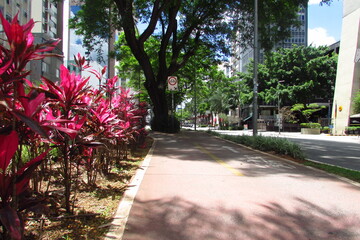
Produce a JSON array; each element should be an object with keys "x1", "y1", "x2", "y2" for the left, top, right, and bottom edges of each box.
[
  {"x1": 239, "y1": 45, "x2": 338, "y2": 107},
  {"x1": 353, "y1": 91, "x2": 360, "y2": 114},
  {"x1": 71, "y1": 0, "x2": 309, "y2": 132}
]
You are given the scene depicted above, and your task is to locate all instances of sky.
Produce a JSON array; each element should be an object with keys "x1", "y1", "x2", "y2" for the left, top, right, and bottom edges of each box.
[{"x1": 308, "y1": 0, "x2": 343, "y2": 47}]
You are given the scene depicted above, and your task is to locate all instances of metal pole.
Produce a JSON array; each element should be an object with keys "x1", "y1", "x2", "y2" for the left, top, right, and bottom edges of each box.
[
  {"x1": 194, "y1": 77, "x2": 197, "y2": 131},
  {"x1": 278, "y1": 80, "x2": 284, "y2": 134},
  {"x1": 63, "y1": 0, "x2": 70, "y2": 69},
  {"x1": 253, "y1": 0, "x2": 259, "y2": 136},
  {"x1": 278, "y1": 88, "x2": 281, "y2": 134},
  {"x1": 172, "y1": 91, "x2": 174, "y2": 130}
]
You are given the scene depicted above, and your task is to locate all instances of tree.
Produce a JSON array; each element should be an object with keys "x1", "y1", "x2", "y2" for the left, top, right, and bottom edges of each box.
[
  {"x1": 291, "y1": 103, "x2": 326, "y2": 123},
  {"x1": 353, "y1": 91, "x2": 360, "y2": 114},
  {"x1": 240, "y1": 45, "x2": 338, "y2": 107},
  {"x1": 70, "y1": 0, "x2": 121, "y2": 63},
  {"x1": 266, "y1": 46, "x2": 337, "y2": 106},
  {"x1": 71, "y1": 0, "x2": 308, "y2": 132}
]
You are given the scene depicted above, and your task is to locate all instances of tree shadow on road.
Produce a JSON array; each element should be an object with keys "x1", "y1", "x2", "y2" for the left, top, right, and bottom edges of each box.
[{"x1": 123, "y1": 196, "x2": 360, "y2": 240}]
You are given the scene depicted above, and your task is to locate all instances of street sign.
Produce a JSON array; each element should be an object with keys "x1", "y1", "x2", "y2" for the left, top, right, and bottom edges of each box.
[{"x1": 167, "y1": 76, "x2": 178, "y2": 91}]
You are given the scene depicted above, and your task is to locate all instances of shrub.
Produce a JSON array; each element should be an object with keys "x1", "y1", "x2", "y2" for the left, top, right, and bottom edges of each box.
[
  {"x1": 0, "y1": 13, "x2": 149, "y2": 239},
  {"x1": 207, "y1": 131, "x2": 306, "y2": 160},
  {"x1": 353, "y1": 91, "x2": 360, "y2": 114},
  {"x1": 300, "y1": 122, "x2": 321, "y2": 129},
  {"x1": 345, "y1": 126, "x2": 360, "y2": 135},
  {"x1": 321, "y1": 126, "x2": 330, "y2": 134}
]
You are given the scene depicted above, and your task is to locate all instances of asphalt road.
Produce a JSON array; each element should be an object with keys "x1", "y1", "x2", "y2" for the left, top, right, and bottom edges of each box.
[
  {"x1": 288, "y1": 138, "x2": 360, "y2": 171},
  {"x1": 115, "y1": 130, "x2": 360, "y2": 240},
  {"x1": 211, "y1": 129, "x2": 360, "y2": 172}
]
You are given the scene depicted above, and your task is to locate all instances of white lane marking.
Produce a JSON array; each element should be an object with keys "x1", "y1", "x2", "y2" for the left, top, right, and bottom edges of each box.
[{"x1": 222, "y1": 146, "x2": 239, "y2": 153}]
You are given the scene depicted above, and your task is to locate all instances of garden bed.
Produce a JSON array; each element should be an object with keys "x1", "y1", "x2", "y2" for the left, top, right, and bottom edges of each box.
[{"x1": 23, "y1": 137, "x2": 153, "y2": 240}]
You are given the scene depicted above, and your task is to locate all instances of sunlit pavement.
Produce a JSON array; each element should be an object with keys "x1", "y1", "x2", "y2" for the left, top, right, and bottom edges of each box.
[
  {"x1": 107, "y1": 130, "x2": 360, "y2": 240},
  {"x1": 185, "y1": 127, "x2": 360, "y2": 171},
  {"x1": 183, "y1": 126, "x2": 360, "y2": 144}
]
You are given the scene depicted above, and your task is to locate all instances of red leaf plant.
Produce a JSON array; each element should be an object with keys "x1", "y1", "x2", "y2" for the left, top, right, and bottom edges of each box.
[
  {"x1": 40, "y1": 65, "x2": 89, "y2": 114},
  {"x1": 0, "y1": 131, "x2": 48, "y2": 240},
  {"x1": 38, "y1": 64, "x2": 95, "y2": 213},
  {"x1": 0, "y1": 13, "x2": 57, "y2": 239}
]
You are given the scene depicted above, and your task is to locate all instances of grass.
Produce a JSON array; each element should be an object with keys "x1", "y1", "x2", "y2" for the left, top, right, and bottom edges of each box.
[
  {"x1": 207, "y1": 130, "x2": 360, "y2": 183},
  {"x1": 303, "y1": 160, "x2": 360, "y2": 183}
]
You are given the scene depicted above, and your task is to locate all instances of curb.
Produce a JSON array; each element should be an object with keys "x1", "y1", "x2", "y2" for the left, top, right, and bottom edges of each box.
[{"x1": 103, "y1": 139, "x2": 156, "y2": 240}]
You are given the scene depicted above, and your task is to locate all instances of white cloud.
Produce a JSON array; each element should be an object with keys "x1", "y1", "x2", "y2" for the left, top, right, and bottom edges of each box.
[
  {"x1": 308, "y1": 0, "x2": 322, "y2": 5},
  {"x1": 69, "y1": 29, "x2": 109, "y2": 65},
  {"x1": 68, "y1": 11, "x2": 108, "y2": 66},
  {"x1": 308, "y1": 27, "x2": 336, "y2": 47}
]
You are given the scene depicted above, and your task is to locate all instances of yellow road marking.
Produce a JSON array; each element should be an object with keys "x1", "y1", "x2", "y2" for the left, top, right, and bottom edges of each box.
[{"x1": 196, "y1": 145, "x2": 244, "y2": 176}]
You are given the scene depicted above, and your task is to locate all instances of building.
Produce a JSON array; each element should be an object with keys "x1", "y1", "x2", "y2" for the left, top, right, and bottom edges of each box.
[
  {"x1": 275, "y1": 6, "x2": 308, "y2": 49},
  {"x1": 0, "y1": 0, "x2": 32, "y2": 48},
  {"x1": 29, "y1": 0, "x2": 64, "y2": 82},
  {"x1": 231, "y1": 5, "x2": 308, "y2": 75},
  {"x1": 332, "y1": 0, "x2": 360, "y2": 135},
  {"x1": 0, "y1": 0, "x2": 31, "y2": 25},
  {"x1": 0, "y1": 0, "x2": 64, "y2": 82}
]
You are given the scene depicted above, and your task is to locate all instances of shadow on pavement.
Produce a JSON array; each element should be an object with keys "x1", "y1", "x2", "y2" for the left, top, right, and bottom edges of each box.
[{"x1": 124, "y1": 196, "x2": 360, "y2": 240}]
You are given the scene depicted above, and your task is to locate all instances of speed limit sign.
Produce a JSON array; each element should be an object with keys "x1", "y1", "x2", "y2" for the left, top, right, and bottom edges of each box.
[{"x1": 167, "y1": 76, "x2": 178, "y2": 91}]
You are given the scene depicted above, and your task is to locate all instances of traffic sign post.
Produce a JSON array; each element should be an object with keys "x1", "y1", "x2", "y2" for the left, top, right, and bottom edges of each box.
[
  {"x1": 167, "y1": 76, "x2": 178, "y2": 130},
  {"x1": 167, "y1": 76, "x2": 178, "y2": 91}
]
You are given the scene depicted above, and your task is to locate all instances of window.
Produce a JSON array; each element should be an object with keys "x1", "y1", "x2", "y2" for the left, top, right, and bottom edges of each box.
[
  {"x1": 6, "y1": 14, "x2": 11, "y2": 22},
  {"x1": 43, "y1": 23, "x2": 48, "y2": 33},
  {"x1": 42, "y1": 62, "x2": 49, "y2": 74}
]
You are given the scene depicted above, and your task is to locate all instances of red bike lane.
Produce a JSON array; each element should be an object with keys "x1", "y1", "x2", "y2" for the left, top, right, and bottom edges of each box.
[{"x1": 108, "y1": 130, "x2": 360, "y2": 240}]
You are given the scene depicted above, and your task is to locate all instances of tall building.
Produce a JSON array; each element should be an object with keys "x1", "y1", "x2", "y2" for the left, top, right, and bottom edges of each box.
[
  {"x1": 275, "y1": 6, "x2": 308, "y2": 49},
  {"x1": 231, "y1": 5, "x2": 308, "y2": 75},
  {"x1": 0, "y1": 0, "x2": 64, "y2": 82},
  {"x1": 0, "y1": 0, "x2": 31, "y2": 25},
  {"x1": 29, "y1": 0, "x2": 64, "y2": 82},
  {"x1": 332, "y1": 0, "x2": 360, "y2": 135}
]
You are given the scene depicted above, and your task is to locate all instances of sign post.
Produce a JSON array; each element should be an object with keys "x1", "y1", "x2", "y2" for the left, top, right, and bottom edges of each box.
[
  {"x1": 168, "y1": 76, "x2": 178, "y2": 130},
  {"x1": 167, "y1": 76, "x2": 178, "y2": 91}
]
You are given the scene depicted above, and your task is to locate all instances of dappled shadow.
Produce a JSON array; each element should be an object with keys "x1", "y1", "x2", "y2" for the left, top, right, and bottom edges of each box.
[{"x1": 123, "y1": 196, "x2": 360, "y2": 240}]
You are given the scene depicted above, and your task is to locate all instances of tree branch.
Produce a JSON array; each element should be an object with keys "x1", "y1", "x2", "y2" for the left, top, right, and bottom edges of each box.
[{"x1": 139, "y1": 0, "x2": 167, "y2": 44}]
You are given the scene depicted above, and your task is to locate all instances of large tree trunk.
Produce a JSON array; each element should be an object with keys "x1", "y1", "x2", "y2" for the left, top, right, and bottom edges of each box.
[
  {"x1": 145, "y1": 76, "x2": 178, "y2": 132},
  {"x1": 114, "y1": 0, "x2": 180, "y2": 132}
]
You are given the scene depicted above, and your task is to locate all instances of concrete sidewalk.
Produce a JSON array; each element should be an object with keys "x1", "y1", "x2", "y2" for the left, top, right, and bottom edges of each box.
[{"x1": 105, "y1": 130, "x2": 360, "y2": 240}]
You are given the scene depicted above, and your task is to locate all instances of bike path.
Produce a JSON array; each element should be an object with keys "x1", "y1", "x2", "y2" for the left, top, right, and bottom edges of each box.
[{"x1": 107, "y1": 130, "x2": 360, "y2": 240}]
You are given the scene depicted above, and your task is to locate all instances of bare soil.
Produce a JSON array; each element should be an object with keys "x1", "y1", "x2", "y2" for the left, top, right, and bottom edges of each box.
[{"x1": 23, "y1": 137, "x2": 153, "y2": 240}]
